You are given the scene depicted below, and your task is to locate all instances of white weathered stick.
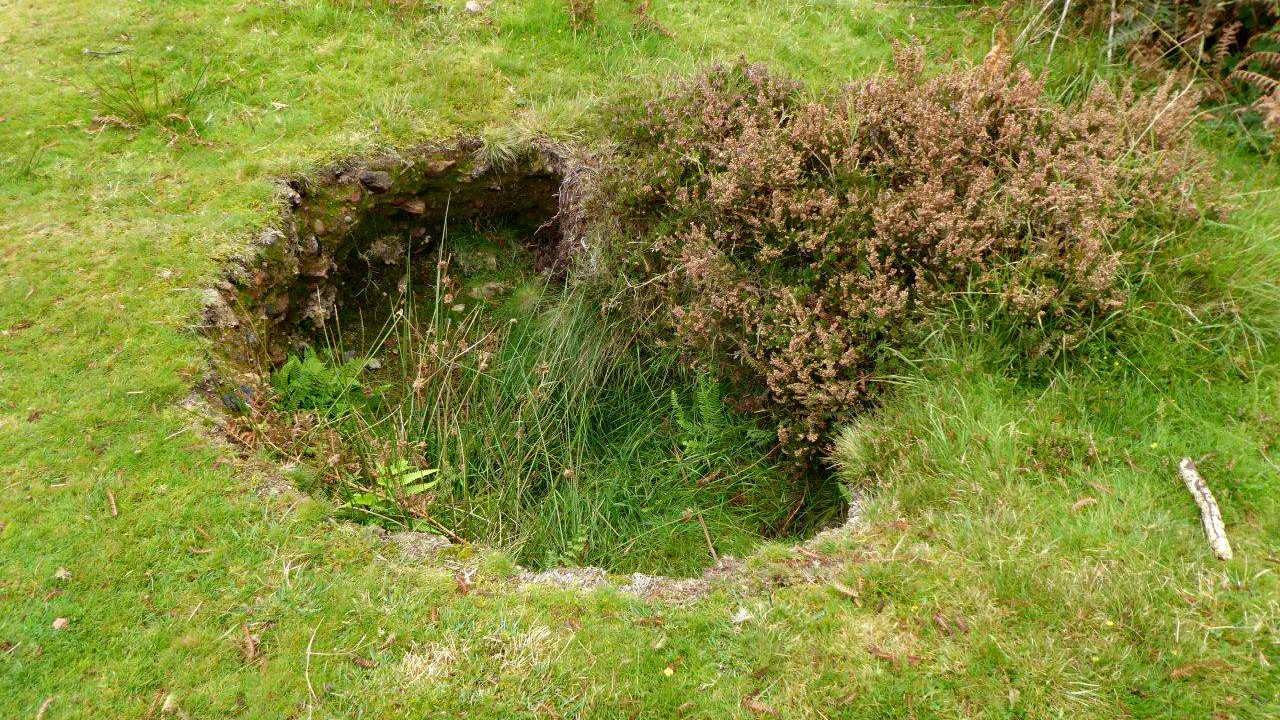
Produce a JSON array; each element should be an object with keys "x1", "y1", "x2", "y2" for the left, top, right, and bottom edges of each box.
[{"x1": 1178, "y1": 458, "x2": 1233, "y2": 561}]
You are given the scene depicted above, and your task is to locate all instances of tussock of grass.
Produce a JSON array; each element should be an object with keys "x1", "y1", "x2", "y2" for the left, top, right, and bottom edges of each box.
[{"x1": 87, "y1": 57, "x2": 215, "y2": 135}]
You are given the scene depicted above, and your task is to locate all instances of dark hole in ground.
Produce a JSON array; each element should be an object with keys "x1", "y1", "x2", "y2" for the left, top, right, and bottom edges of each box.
[{"x1": 204, "y1": 139, "x2": 846, "y2": 576}]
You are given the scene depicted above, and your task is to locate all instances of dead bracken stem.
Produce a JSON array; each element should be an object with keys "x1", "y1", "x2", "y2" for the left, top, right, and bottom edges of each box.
[
  {"x1": 696, "y1": 510, "x2": 718, "y2": 564},
  {"x1": 1177, "y1": 458, "x2": 1233, "y2": 561}
]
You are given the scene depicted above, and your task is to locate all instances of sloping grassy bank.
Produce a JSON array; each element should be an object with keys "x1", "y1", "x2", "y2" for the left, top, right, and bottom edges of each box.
[{"x1": 1, "y1": 1, "x2": 1277, "y2": 717}]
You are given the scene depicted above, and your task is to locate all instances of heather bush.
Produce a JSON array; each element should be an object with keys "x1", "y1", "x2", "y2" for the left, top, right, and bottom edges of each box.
[{"x1": 595, "y1": 46, "x2": 1213, "y2": 460}]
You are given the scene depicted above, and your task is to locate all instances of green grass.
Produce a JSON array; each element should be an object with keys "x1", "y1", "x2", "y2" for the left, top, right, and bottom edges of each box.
[
  {"x1": 2, "y1": 0, "x2": 1278, "y2": 717},
  {"x1": 271, "y1": 226, "x2": 838, "y2": 574}
]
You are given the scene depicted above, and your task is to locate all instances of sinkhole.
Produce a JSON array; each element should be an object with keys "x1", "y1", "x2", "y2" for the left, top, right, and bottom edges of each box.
[{"x1": 203, "y1": 139, "x2": 846, "y2": 576}]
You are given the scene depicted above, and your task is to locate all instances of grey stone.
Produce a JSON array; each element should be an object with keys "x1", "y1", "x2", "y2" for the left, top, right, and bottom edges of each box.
[{"x1": 358, "y1": 169, "x2": 393, "y2": 192}]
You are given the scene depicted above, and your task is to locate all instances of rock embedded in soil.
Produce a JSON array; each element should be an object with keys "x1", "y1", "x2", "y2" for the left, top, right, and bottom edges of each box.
[
  {"x1": 516, "y1": 566, "x2": 608, "y2": 590},
  {"x1": 358, "y1": 169, "x2": 394, "y2": 192},
  {"x1": 386, "y1": 531, "x2": 452, "y2": 560}
]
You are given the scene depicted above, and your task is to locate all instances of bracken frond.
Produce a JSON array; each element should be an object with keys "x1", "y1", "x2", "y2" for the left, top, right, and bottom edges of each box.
[
  {"x1": 1077, "y1": 1, "x2": 1278, "y2": 121},
  {"x1": 1239, "y1": 50, "x2": 1280, "y2": 71},
  {"x1": 1230, "y1": 68, "x2": 1280, "y2": 93},
  {"x1": 1259, "y1": 92, "x2": 1280, "y2": 131},
  {"x1": 1248, "y1": 29, "x2": 1280, "y2": 49},
  {"x1": 1216, "y1": 22, "x2": 1242, "y2": 69}
]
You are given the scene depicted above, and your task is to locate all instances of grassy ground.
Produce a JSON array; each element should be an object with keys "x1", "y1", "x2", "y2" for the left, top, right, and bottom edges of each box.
[{"x1": 1, "y1": 0, "x2": 1277, "y2": 717}]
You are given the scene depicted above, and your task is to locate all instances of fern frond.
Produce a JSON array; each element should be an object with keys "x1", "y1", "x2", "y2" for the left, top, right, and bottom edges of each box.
[
  {"x1": 1230, "y1": 68, "x2": 1280, "y2": 94},
  {"x1": 695, "y1": 376, "x2": 724, "y2": 428},
  {"x1": 1215, "y1": 22, "x2": 1242, "y2": 70},
  {"x1": 1249, "y1": 24, "x2": 1280, "y2": 48},
  {"x1": 671, "y1": 389, "x2": 696, "y2": 435},
  {"x1": 1258, "y1": 92, "x2": 1280, "y2": 131},
  {"x1": 1248, "y1": 29, "x2": 1280, "y2": 50},
  {"x1": 271, "y1": 350, "x2": 360, "y2": 413},
  {"x1": 1240, "y1": 51, "x2": 1280, "y2": 71},
  {"x1": 744, "y1": 426, "x2": 775, "y2": 447},
  {"x1": 1108, "y1": 17, "x2": 1159, "y2": 50}
]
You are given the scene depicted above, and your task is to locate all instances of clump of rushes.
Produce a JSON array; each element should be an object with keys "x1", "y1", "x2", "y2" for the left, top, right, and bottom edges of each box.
[
  {"x1": 88, "y1": 57, "x2": 214, "y2": 136},
  {"x1": 595, "y1": 45, "x2": 1215, "y2": 462}
]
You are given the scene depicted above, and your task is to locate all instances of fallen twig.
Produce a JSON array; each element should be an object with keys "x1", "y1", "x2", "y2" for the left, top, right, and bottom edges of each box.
[
  {"x1": 106, "y1": 488, "x2": 119, "y2": 518},
  {"x1": 696, "y1": 511, "x2": 718, "y2": 564},
  {"x1": 1178, "y1": 458, "x2": 1233, "y2": 560},
  {"x1": 418, "y1": 514, "x2": 464, "y2": 544}
]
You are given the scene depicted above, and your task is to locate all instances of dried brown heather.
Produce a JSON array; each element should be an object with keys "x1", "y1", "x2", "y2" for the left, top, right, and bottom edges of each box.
[{"x1": 596, "y1": 46, "x2": 1213, "y2": 461}]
